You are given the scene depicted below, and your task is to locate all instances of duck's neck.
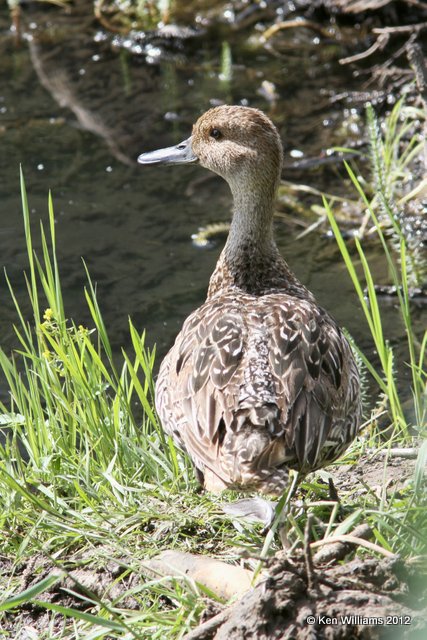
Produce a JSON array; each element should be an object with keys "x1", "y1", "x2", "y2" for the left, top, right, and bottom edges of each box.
[
  {"x1": 208, "y1": 181, "x2": 308, "y2": 297},
  {"x1": 224, "y1": 182, "x2": 277, "y2": 258},
  {"x1": 225, "y1": 186, "x2": 276, "y2": 261}
]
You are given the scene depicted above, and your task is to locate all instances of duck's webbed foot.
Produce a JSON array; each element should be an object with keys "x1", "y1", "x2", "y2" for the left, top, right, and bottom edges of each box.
[{"x1": 222, "y1": 496, "x2": 277, "y2": 527}]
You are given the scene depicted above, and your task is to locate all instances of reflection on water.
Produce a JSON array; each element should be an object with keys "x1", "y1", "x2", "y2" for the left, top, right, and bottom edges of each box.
[{"x1": 0, "y1": 2, "x2": 423, "y2": 405}]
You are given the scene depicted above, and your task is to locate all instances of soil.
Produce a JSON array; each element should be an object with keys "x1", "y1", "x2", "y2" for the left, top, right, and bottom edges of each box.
[
  {"x1": 182, "y1": 453, "x2": 426, "y2": 639},
  {"x1": 0, "y1": 549, "x2": 143, "y2": 636},
  {"x1": 185, "y1": 554, "x2": 426, "y2": 640},
  {"x1": 331, "y1": 450, "x2": 418, "y2": 498},
  {"x1": 3, "y1": 538, "x2": 425, "y2": 640}
]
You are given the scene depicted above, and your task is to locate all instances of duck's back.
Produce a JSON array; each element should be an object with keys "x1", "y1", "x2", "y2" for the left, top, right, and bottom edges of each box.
[{"x1": 156, "y1": 288, "x2": 361, "y2": 495}]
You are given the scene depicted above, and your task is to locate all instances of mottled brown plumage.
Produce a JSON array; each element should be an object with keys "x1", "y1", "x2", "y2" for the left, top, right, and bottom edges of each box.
[{"x1": 138, "y1": 105, "x2": 361, "y2": 496}]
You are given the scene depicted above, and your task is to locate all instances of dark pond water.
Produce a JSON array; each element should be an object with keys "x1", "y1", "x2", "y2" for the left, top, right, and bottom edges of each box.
[{"x1": 0, "y1": 2, "x2": 423, "y2": 402}]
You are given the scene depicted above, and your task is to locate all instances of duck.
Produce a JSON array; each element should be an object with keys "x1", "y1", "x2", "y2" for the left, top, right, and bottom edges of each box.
[{"x1": 138, "y1": 105, "x2": 362, "y2": 496}]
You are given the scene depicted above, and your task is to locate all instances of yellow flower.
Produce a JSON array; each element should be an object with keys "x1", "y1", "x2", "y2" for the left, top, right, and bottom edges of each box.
[
  {"x1": 43, "y1": 308, "x2": 54, "y2": 321},
  {"x1": 42, "y1": 349, "x2": 51, "y2": 359}
]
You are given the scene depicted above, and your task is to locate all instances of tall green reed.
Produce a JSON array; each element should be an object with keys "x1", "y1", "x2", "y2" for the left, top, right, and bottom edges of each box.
[{"x1": 324, "y1": 103, "x2": 426, "y2": 440}]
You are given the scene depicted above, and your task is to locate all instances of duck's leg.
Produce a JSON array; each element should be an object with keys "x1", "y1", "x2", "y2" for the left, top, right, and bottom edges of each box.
[{"x1": 194, "y1": 466, "x2": 205, "y2": 488}]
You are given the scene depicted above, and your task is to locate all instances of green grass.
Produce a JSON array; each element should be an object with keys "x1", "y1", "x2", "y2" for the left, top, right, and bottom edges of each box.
[
  {"x1": 0, "y1": 101, "x2": 426, "y2": 638},
  {"x1": 324, "y1": 101, "x2": 426, "y2": 440}
]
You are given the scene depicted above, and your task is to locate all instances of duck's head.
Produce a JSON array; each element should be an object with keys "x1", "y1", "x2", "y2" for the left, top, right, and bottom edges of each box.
[{"x1": 138, "y1": 105, "x2": 283, "y2": 195}]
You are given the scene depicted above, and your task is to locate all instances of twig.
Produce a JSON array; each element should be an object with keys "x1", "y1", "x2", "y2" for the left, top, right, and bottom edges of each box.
[
  {"x1": 368, "y1": 447, "x2": 420, "y2": 459},
  {"x1": 339, "y1": 33, "x2": 389, "y2": 65},
  {"x1": 304, "y1": 514, "x2": 316, "y2": 590},
  {"x1": 356, "y1": 31, "x2": 417, "y2": 89},
  {"x1": 311, "y1": 534, "x2": 396, "y2": 558},
  {"x1": 183, "y1": 607, "x2": 231, "y2": 640},
  {"x1": 373, "y1": 22, "x2": 427, "y2": 35},
  {"x1": 312, "y1": 524, "x2": 373, "y2": 565},
  {"x1": 261, "y1": 19, "x2": 332, "y2": 43},
  {"x1": 367, "y1": 32, "x2": 418, "y2": 85}
]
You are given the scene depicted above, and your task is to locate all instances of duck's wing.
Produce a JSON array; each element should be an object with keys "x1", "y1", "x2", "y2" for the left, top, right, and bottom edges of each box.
[
  {"x1": 156, "y1": 297, "x2": 250, "y2": 488},
  {"x1": 156, "y1": 301, "x2": 245, "y2": 480},
  {"x1": 267, "y1": 299, "x2": 360, "y2": 470},
  {"x1": 156, "y1": 294, "x2": 360, "y2": 487}
]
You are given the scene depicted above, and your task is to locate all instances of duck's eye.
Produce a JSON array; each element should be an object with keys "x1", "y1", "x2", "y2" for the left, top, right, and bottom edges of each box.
[{"x1": 210, "y1": 128, "x2": 222, "y2": 140}]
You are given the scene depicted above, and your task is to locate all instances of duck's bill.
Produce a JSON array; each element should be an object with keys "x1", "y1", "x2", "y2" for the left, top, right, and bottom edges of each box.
[{"x1": 137, "y1": 136, "x2": 197, "y2": 165}]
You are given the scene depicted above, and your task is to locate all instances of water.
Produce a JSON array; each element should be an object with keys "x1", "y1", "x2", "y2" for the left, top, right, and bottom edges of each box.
[{"x1": 0, "y1": 2, "x2": 423, "y2": 396}]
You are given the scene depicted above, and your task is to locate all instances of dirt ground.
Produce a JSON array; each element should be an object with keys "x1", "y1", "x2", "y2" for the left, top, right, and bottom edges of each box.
[
  {"x1": 185, "y1": 554, "x2": 426, "y2": 640},
  {"x1": 183, "y1": 454, "x2": 426, "y2": 640},
  {"x1": 331, "y1": 450, "x2": 417, "y2": 497},
  {"x1": 3, "y1": 531, "x2": 425, "y2": 640},
  {"x1": 2, "y1": 453, "x2": 425, "y2": 640}
]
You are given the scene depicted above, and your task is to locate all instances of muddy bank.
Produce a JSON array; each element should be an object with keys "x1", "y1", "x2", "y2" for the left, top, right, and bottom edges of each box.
[
  {"x1": 185, "y1": 554, "x2": 426, "y2": 640},
  {"x1": 3, "y1": 542, "x2": 424, "y2": 639}
]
